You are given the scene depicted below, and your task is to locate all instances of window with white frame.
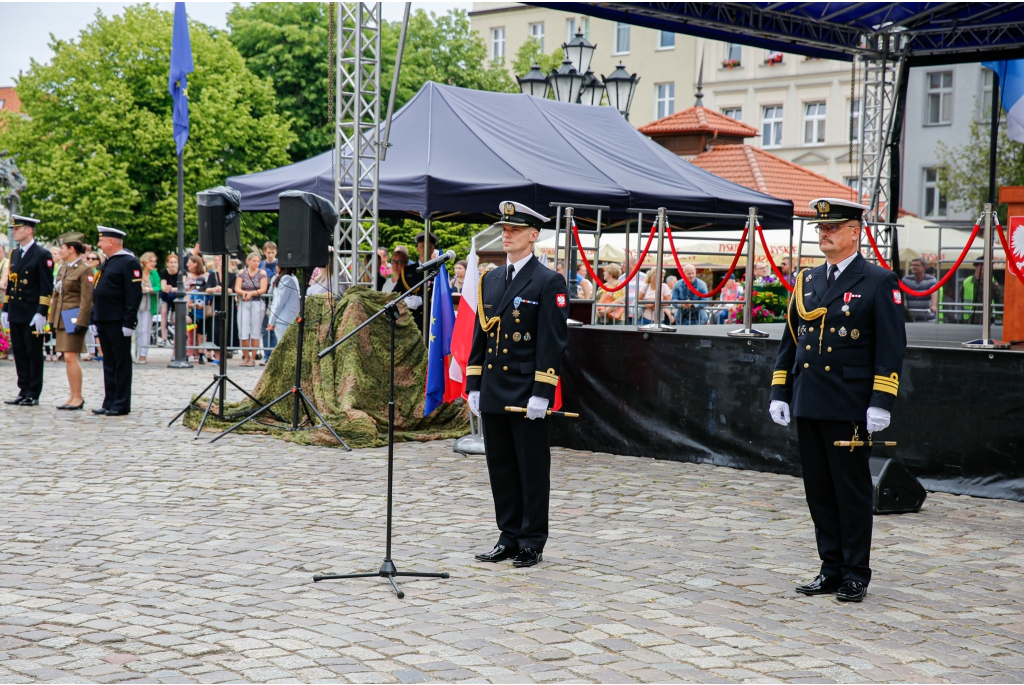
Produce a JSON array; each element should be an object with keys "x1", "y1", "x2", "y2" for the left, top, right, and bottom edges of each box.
[
  {"x1": 762, "y1": 106, "x2": 783, "y2": 148},
  {"x1": 566, "y1": 18, "x2": 576, "y2": 41},
  {"x1": 659, "y1": 31, "x2": 675, "y2": 49},
  {"x1": 529, "y1": 22, "x2": 545, "y2": 52},
  {"x1": 725, "y1": 43, "x2": 742, "y2": 63},
  {"x1": 981, "y1": 68, "x2": 994, "y2": 121},
  {"x1": 722, "y1": 107, "x2": 742, "y2": 121},
  {"x1": 844, "y1": 177, "x2": 861, "y2": 194},
  {"x1": 0, "y1": 100, "x2": 5, "y2": 110},
  {"x1": 848, "y1": 98, "x2": 862, "y2": 142},
  {"x1": 491, "y1": 27, "x2": 505, "y2": 59},
  {"x1": 582, "y1": 17, "x2": 590, "y2": 41},
  {"x1": 656, "y1": 83, "x2": 675, "y2": 119},
  {"x1": 926, "y1": 71, "x2": 953, "y2": 125},
  {"x1": 614, "y1": 22, "x2": 630, "y2": 54},
  {"x1": 803, "y1": 101, "x2": 826, "y2": 144},
  {"x1": 923, "y1": 168, "x2": 947, "y2": 217}
]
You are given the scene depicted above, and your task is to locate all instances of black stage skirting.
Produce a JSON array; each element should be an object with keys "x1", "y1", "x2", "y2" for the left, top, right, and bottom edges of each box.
[{"x1": 552, "y1": 323, "x2": 1024, "y2": 502}]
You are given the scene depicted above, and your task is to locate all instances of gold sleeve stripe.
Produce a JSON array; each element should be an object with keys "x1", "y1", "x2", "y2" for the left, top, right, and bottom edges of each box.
[
  {"x1": 873, "y1": 374, "x2": 899, "y2": 395},
  {"x1": 132, "y1": 278, "x2": 143, "y2": 282},
  {"x1": 534, "y1": 370, "x2": 559, "y2": 386},
  {"x1": 772, "y1": 370, "x2": 788, "y2": 386},
  {"x1": 39, "y1": 296, "x2": 52, "y2": 305},
  {"x1": 466, "y1": 365, "x2": 482, "y2": 376}
]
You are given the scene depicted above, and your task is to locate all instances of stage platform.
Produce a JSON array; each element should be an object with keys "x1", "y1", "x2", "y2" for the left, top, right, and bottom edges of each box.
[{"x1": 552, "y1": 322, "x2": 1024, "y2": 502}]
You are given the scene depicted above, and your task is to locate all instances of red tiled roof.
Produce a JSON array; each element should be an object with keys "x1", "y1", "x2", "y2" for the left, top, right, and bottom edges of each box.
[
  {"x1": 0, "y1": 87, "x2": 21, "y2": 114},
  {"x1": 639, "y1": 105, "x2": 758, "y2": 138},
  {"x1": 692, "y1": 145, "x2": 865, "y2": 217}
]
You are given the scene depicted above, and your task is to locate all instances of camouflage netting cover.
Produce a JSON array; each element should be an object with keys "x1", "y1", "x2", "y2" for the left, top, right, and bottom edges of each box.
[{"x1": 183, "y1": 286, "x2": 469, "y2": 448}]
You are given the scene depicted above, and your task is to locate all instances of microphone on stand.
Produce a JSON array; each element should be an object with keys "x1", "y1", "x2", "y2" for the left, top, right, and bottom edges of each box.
[{"x1": 416, "y1": 250, "x2": 457, "y2": 272}]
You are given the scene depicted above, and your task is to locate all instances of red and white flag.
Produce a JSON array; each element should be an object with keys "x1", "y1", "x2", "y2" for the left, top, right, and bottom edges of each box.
[{"x1": 448, "y1": 244, "x2": 479, "y2": 398}]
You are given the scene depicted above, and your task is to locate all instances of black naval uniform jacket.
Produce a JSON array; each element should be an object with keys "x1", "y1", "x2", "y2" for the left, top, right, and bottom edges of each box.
[
  {"x1": 466, "y1": 256, "x2": 569, "y2": 413},
  {"x1": 90, "y1": 252, "x2": 144, "y2": 329},
  {"x1": 2, "y1": 242, "x2": 54, "y2": 323},
  {"x1": 770, "y1": 253, "x2": 907, "y2": 421}
]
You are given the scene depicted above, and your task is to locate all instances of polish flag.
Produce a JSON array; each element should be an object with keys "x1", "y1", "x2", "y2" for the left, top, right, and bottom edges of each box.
[{"x1": 448, "y1": 244, "x2": 479, "y2": 399}]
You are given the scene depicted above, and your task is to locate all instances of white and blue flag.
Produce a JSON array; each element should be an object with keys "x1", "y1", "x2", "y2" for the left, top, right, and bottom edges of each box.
[{"x1": 983, "y1": 60, "x2": 1024, "y2": 144}]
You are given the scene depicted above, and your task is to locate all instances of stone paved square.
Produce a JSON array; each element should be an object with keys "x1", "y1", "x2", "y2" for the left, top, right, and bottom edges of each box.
[{"x1": 2, "y1": 352, "x2": 1024, "y2": 683}]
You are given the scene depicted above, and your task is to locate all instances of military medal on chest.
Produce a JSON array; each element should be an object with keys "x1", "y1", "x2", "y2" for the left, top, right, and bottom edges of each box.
[
  {"x1": 841, "y1": 292, "x2": 861, "y2": 313},
  {"x1": 512, "y1": 296, "x2": 521, "y2": 319}
]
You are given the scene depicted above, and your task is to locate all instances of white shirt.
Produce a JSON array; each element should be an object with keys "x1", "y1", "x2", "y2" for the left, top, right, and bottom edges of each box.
[
  {"x1": 827, "y1": 252, "x2": 859, "y2": 279},
  {"x1": 505, "y1": 253, "x2": 532, "y2": 281},
  {"x1": 17, "y1": 238, "x2": 36, "y2": 255}
]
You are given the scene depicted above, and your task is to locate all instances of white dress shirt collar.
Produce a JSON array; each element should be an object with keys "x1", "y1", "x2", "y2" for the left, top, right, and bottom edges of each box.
[
  {"x1": 18, "y1": 239, "x2": 35, "y2": 254},
  {"x1": 828, "y1": 251, "x2": 859, "y2": 277},
  {"x1": 505, "y1": 253, "x2": 533, "y2": 280}
]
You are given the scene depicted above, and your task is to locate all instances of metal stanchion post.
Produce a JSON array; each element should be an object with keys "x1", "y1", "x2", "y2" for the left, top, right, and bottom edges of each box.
[
  {"x1": 963, "y1": 203, "x2": 1009, "y2": 349},
  {"x1": 564, "y1": 207, "x2": 584, "y2": 327},
  {"x1": 728, "y1": 206, "x2": 768, "y2": 338},
  {"x1": 638, "y1": 207, "x2": 675, "y2": 333}
]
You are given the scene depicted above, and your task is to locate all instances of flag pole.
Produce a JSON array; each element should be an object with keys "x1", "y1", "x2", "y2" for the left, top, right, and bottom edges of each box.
[{"x1": 169, "y1": 151, "x2": 191, "y2": 367}]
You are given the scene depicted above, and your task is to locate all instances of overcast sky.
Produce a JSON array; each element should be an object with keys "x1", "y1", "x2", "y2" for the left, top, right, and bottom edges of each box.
[{"x1": 0, "y1": 2, "x2": 472, "y2": 84}]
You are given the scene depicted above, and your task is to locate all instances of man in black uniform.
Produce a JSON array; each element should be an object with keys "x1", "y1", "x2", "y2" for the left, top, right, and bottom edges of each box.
[
  {"x1": 769, "y1": 198, "x2": 907, "y2": 603},
  {"x1": 466, "y1": 201, "x2": 569, "y2": 568},
  {"x1": 2, "y1": 215, "x2": 54, "y2": 406},
  {"x1": 89, "y1": 226, "x2": 143, "y2": 416}
]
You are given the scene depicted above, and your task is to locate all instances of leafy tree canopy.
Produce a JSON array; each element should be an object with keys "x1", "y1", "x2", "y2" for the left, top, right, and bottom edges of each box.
[
  {"x1": 937, "y1": 113, "x2": 1024, "y2": 223},
  {"x1": 511, "y1": 37, "x2": 564, "y2": 79},
  {"x1": 0, "y1": 4, "x2": 295, "y2": 256}
]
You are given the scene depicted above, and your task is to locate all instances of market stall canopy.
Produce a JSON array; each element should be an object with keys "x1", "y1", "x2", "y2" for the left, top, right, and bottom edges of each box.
[{"x1": 227, "y1": 82, "x2": 793, "y2": 230}]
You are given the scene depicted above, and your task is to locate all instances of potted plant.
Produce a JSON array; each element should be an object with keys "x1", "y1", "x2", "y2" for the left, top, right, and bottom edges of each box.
[{"x1": 721, "y1": 58, "x2": 741, "y2": 69}]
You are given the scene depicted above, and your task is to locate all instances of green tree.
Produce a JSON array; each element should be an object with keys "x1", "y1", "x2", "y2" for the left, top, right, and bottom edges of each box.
[
  {"x1": 0, "y1": 4, "x2": 295, "y2": 257},
  {"x1": 228, "y1": 3, "x2": 331, "y2": 162},
  {"x1": 379, "y1": 218, "x2": 485, "y2": 262},
  {"x1": 937, "y1": 114, "x2": 1024, "y2": 223},
  {"x1": 511, "y1": 37, "x2": 563, "y2": 81}
]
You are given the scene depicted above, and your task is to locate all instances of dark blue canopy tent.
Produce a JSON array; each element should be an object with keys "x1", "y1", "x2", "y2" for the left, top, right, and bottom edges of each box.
[{"x1": 227, "y1": 82, "x2": 793, "y2": 230}]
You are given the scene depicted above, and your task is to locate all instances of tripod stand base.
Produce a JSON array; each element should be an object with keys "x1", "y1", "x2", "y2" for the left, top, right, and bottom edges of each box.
[
  {"x1": 313, "y1": 559, "x2": 450, "y2": 599},
  {"x1": 210, "y1": 386, "x2": 350, "y2": 449},
  {"x1": 168, "y1": 373, "x2": 272, "y2": 437}
]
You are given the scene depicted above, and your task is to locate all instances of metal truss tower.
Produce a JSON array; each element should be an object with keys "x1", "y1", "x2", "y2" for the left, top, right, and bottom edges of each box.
[
  {"x1": 857, "y1": 36, "x2": 901, "y2": 224},
  {"x1": 335, "y1": 2, "x2": 382, "y2": 290}
]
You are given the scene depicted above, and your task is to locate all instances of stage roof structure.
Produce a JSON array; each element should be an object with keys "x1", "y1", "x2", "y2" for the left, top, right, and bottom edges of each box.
[
  {"x1": 529, "y1": 3, "x2": 1024, "y2": 66},
  {"x1": 228, "y1": 82, "x2": 793, "y2": 230}
]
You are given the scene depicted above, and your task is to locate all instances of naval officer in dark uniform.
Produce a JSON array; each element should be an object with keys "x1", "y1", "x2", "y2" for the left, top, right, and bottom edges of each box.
[
  {"x1": 2, "y1": 215, "x2": 54, "y2": 406},
  {"x1": 466, "y1": 201, "x2": 569, "y2": 568},
  {"x1": 769, "y1": 198, "x2": 907, "y2": 603},
  {"x1": 89, "y1": 226, "x2": 143, "y2": 416}
]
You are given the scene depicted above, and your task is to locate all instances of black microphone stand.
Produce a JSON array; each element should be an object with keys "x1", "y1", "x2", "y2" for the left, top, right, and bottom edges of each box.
[
  {"x1": 312, "y1": 261, "x2": 450, "y2": 598},
  {"x1": 169, "y1": 254, "x2": 277, "y2": 436},
  {"x1": 210, "y1": 267, "x2": 349, "y2": 449}
]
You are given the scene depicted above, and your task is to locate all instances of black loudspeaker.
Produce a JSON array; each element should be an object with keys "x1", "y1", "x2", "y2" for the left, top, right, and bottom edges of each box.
[
  {"x1": 278, "y1": 191, "x2": 333, "y2": 268},
  {"x1": 198, "y1": 190, "x2": 242, "y2": 256},
  {"x1": 870, "y1": 457, "x2": 927, "y2": 514}
]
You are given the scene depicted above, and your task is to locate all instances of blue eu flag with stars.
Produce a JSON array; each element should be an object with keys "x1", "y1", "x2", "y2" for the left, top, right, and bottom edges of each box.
[
  {"x1": 424, "y1": 265, "x2": 455, "y2": 417},
  {"x1": 168, "y1": 2, "x2": 194, "y2": 155}
]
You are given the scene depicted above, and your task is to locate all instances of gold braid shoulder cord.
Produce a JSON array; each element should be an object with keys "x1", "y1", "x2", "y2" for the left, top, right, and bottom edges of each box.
[
  {"x1": 477, "y1": 271, "x2": 501, "y2": 342},
  {"x1": 793, "y1": 268, "x2": 828, "y2": 353}
]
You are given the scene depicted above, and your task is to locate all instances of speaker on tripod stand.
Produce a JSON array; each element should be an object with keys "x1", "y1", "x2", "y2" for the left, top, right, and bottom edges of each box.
[
  {"x1": 212, "y1": 190, "x2": 348, "y2": 448},
  {"x1": 170, "y1": 186, "x2": 273, "y2": 435}
]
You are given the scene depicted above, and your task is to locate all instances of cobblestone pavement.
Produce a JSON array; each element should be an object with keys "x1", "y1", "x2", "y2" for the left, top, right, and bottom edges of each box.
[{"x1": 2, "y1": 351, "x2": 1024, "y2": 684}]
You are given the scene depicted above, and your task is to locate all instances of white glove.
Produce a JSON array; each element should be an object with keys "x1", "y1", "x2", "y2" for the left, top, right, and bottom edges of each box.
[
  {"x1": 1, "y1": 312, "x2": 7, "y2": 330},
  {"x1": 866, "y1": 406, "x2": 890, "y2": 433},
  {"x1": 468, "y1": 391, "x2": 480, "y2": 417},
  {"x1": 122, "y1": 327, "x2": 135, "y2": 337},
  {"x1": 526, "y1": 396, "x2": 549, "y2": 420},
  {"x1": 31, "y1": 313, "x2": 46, "y2": 334},
  {"x1": 769, "y1": 400, "x2": 790, "y2": 427},
  {"x1": 405, "y1": 295, "x2": 423, "y2": 310}
]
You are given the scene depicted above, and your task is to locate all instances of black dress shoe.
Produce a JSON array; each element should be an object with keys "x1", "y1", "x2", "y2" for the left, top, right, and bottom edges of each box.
[
  {"x1": 92, "y1": 407, "x2": 110, "y2": 415},
  {"x1": 512, "y1": 547, "x2": 543, "y2": 568},
  {"x1": 4, "y1": 396, "x2": 27, "y2": 405},
  {"x1": 18, "y1": 398, "x2": 39, "y2": 406},
  {"x1": 836, "y1": 580, "x2": 867, "y2": 602},
  {"x1": 795, "y1": 573, "x2": 842, "y2": 595},
  {"x1": 474, "y1": 544, "x2": 518, "y2": 562}
]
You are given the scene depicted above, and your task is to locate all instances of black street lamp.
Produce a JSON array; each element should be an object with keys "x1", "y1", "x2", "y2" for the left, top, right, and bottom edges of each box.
[
  {"x1": 578, "y1": 69, "x2": 605, "y2": 106},
  {"x1": 603, "y1": 62, "x2": 640, "y2": 119},
  {"x1": 517, "y1": 63, "x2": 550, "y2": 99},
  {"x1": 562, "y1": 29, "x2": 596, "y2": 77},
  {"x1": 549, "y1": 59, "x2": 586, "y2": 104}
]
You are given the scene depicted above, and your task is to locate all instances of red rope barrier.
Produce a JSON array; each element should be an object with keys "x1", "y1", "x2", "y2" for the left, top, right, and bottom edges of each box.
[
  {"x1": 996, "y1": 220, "x2": 1024, "y2": 287},
  {"x1": 573, "y1": 220, "x2": 658, "y2": 292},
  {"x1": 755, "y1": 223, "x2": 795, "y2": 293},
  {"x1": 666, "y1": 223, "x2": 748, "y2": 298},
  {"x1": 862, "y1": 222, "x2": 980, "y2": 297}
]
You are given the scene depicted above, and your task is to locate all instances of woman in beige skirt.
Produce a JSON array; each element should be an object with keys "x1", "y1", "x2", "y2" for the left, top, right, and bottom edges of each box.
[{"x1": 50, "y1": 235, "x2": 94, "y2": 410}]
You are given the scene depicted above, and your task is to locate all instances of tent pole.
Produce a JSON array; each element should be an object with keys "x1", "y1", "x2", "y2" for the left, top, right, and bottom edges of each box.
[{"x1": 380, "y1": 2, "x2": 410, "y2": 162}]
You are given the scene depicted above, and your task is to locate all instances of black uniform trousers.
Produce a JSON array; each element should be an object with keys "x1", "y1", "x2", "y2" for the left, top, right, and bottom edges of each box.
[
  {"x1": 9, "y1": 321, "x2": 44, "y2": 399},
  {"x1": 481, "y1": 411, "x2": 551, "y2": 552},
  {"x1": 797, "y1": 418, "x2": 874, "y2": 585},
  {"x1": 96, "y1": 323, "x2": 133, "y2": 414}
]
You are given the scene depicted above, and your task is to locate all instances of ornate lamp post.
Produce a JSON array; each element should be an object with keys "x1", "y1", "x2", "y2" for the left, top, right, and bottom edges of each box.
[
  {"x1": 562, "y1": 29, "x2": 596, "y2": 76},
  {"x1": 517, "y1": 63, "x2": 550, "y2": 98},
  {"x1": 578, "y1": 69, "x2": 605, "y2": 106},
  {"x1": 603, "y1": 62, "x2": 640, "y2": 119},
  {"x1": 549, "y1": 59, "x2": 586, "y2": 104}
]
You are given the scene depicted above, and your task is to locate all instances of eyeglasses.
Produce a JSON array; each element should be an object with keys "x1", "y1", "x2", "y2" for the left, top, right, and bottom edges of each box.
[{"x1": 814, "y1": 223, "x2": 852, "y2": 234}]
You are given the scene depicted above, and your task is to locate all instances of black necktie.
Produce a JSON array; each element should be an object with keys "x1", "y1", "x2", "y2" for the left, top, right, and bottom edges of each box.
[
  {"x1": 506, "y1": 264, "x2": 514, "y2": 286},
  {"x1": 827, "y1": 264, "x2": 837, "y2": 288}
]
